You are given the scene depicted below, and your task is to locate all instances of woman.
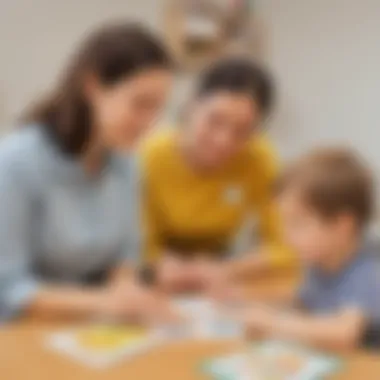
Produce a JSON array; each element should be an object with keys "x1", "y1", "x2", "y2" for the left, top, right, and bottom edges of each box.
[
  {"x1": 0, "y1": 23, "x2": 173, "y2": 320},
  {"x1": 141, "y1": 58, "x2": 294, "y2": 291}
]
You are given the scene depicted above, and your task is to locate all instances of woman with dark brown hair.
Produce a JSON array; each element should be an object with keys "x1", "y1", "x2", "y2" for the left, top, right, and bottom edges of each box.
[
  {"x1": 0, "y1": 22, "x2": 174, "y2": 321},
  {"x1": 141, "y1": 58, "x2": 294, "y2": 293}
]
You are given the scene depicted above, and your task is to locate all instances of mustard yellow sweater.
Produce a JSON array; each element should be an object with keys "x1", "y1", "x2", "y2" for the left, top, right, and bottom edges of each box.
[{"x1": 140, "y1": 129, "x2": 293, "y2": 268}]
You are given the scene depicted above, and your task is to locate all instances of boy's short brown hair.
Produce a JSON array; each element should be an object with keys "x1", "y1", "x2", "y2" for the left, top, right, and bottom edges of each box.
[{"x1": 276, "y1": 148, "x2": 374, "y2": 227}]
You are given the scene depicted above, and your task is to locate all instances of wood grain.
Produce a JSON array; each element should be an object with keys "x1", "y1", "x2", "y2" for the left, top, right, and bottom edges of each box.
[{"x1": 1, "y1": 272, "x2": 379, "y2": 380}]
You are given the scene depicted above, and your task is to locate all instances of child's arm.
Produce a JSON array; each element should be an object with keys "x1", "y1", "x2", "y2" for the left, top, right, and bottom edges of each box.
[{"x1": 245, "y1": 305, "x2": 366, "y2": 352}]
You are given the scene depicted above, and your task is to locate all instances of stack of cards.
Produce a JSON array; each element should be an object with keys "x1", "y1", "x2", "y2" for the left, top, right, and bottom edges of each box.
[
  {"x1": 46, "y1": 296, "x2": 244, "y2": 368},
  {"x1": 203, "y1": 340, "x2": 342, "y2": 380},
  {"x1": 46, "y1": 324, "x2": 164, "y2": 369},
  {"x1": 159, "y1": 297, "x2": 243, "y2": 340}
]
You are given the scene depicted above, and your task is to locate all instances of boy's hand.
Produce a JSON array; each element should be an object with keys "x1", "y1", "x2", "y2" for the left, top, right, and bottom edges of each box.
[{"x1": 240, "y1": 304, "x2": 277, "y2": 338}]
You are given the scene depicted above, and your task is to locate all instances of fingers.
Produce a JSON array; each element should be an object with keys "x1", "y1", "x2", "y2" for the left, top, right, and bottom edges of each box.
[
  {"x1": 141, "y1": 295, "x2": 185, "y2": 326},
  {"x1": 157, "y1": 260, "x2": 205, "y2": 293}
]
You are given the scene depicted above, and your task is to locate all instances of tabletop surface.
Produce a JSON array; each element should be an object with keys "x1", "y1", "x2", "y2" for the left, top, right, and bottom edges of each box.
[{"x1": 1, "y1": 273, "x2": 380, "y2": 380}]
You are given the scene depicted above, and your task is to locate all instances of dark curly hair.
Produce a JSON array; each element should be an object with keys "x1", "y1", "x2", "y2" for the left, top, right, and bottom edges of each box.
[{"x1": 197, "y1": 58, "x2": 275, "y2": 117}]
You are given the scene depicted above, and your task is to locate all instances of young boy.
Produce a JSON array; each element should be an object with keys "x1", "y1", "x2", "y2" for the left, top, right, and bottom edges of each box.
[{"x1": 244, "y1": 148, "x2": 380, "y2": 350}]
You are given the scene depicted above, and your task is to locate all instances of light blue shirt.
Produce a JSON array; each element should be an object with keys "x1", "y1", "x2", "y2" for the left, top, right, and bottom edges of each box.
[
  {"x1": 299, "y1": 248, "x2": 380, "y2": 347},
  {"x1": 0, "y1": 125, "x2": 141, "y2": 319}
]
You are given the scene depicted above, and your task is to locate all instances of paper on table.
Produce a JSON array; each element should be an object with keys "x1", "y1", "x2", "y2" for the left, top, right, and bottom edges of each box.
[
  {"x1": 46, "y1": 324, "x2": 165, "y2": 369},
  {"x1": 204, "y1": 340, "x2": 342, "y2": 380},
  {"x1": 157, "y1": 297, "x2": 243, "y2": 341}
]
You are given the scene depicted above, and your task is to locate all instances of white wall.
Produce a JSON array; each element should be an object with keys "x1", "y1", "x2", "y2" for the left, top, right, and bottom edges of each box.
[
  {"x1": 0, "y1": 0, "x2": 163, "y2": 125},
  {"x1": 255, "y1": 0, "x2": 380, "y2": 169},
  {"x1": 1, "y1": 0, "x2": 380, "y2": 171}
]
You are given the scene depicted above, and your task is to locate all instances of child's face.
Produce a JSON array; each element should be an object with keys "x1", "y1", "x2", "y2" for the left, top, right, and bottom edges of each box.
[{"x1": 278, "y1": 188, "x2": 354, "y2": 265}]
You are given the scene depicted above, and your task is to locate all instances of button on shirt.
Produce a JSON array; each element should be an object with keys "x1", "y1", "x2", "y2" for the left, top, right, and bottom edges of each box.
[{"x1": 0, "y1": 126, "x2": 141, "y2": 319}]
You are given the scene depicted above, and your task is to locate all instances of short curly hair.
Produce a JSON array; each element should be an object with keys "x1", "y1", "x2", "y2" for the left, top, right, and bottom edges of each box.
[{"x1": 197, "y1": 58, "x2": 275, "y2": 117}]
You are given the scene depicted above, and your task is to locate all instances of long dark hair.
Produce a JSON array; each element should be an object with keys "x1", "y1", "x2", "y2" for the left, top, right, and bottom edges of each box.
[{"x1": 24, "y1": 22, "x2": 173, "y2": 156}]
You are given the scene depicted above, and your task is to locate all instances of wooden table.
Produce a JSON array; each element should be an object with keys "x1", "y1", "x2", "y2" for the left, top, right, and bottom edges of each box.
[{"x1": 1, "y1": 273, "x2": 380, "y2": 380}]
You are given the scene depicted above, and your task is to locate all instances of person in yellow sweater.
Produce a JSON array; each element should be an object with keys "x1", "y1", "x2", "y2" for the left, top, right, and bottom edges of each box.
[{"x1": 140, "y1": 58, "x2": 294, "y2": 292}]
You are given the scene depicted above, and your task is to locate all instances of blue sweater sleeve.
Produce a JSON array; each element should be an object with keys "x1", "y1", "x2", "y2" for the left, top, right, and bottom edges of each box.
[
  {"x1": 118, "y1": 155, "x2": 142, "y2": 267},
  {"x1": 0, "y1": 158, "x2": 40, "y2": 320}
]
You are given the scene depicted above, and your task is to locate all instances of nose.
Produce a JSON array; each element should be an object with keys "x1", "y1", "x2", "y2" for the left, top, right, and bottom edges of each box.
[{"x1": 213, "y1": 130, "x2": 233, "y2": 154}]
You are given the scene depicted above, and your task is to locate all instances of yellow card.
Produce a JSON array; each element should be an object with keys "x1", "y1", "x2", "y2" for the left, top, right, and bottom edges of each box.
[
  {"x1": 77, "y1": 325, "x2": 148, "y2": 351},
  {"x1": 47, "y1": 324, "x2": 164, "y2": 368}
]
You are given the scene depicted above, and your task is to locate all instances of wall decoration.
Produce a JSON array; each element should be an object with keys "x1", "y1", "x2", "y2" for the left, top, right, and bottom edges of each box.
[{"x1": 164, "y1": 0, "x2": 255, "y2": 71}]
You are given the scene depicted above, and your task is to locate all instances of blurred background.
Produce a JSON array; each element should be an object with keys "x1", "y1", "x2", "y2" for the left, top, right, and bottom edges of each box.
[{"x1": 0, "y1": 0, "x2": 379, "y2": 164}]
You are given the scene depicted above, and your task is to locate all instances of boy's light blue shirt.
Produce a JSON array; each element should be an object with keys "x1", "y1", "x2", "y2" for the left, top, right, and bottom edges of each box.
[
  {"x1": 299, "y1": 247, "x2": 380, "y2": 346},
  {"x1": 0, "y1": 126, "x2": 141, "y2": 319}
]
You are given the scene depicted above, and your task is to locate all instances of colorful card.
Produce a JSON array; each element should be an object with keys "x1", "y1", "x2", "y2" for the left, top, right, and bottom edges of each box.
[
  {"x1": 203, "y1": 353, "x2": 252, "y2": 380},
  {"x1": 162, "y1": 297, "x2": 243, "y2": 340},
  {"x1": 46, "y1": 324, "x2": 164, "y2": 369},
  {"x1": 203, "y1": 340, "x2": 342, "y2": 380}
]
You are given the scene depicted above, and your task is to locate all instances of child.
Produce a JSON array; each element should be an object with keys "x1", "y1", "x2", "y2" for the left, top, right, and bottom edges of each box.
[{"x1": 243, "y1": 148, "x2": 380, "y2": 350}]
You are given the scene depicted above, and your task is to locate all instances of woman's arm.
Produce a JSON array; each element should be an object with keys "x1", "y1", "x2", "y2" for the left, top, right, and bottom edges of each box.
[
  {"x1": 225, "y1": 242, "x2": 296, "y2": 280},
  {"x1": 109, "y1": 156, "x2": 144, "y2": 287},
  {"x1": 26, "y1": 287, "x2": 106, "y2": 320},
  {"x1": 0, "y1": 152, "x2": 177, "y2": 322},
  {"x1": 0, "y1": 157, "x2": 41, "y2": 320},
  {"x1": 226, "y1": 140, "x2": 297, "y2": 279},
  {"x1": 0, "y1": 157, "x2": 111, "y2": 320},
  {"x1": 246, "y1": 306, "x2": 365, "y2": 352}
]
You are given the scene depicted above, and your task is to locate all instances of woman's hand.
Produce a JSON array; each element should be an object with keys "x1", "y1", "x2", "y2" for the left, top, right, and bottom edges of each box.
[
  {"x1": 156, "y1": 254, "x2": 203, "y2": 293},
  {"x1": 156, "y1": 254, "x2": 243, "y2": 300},
  {"x1": 198, "y1": 259, "x2": 243, "y2": 302},
  {"x1": 99, "y1": 279, "x2": 179, "y2": 324}
]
